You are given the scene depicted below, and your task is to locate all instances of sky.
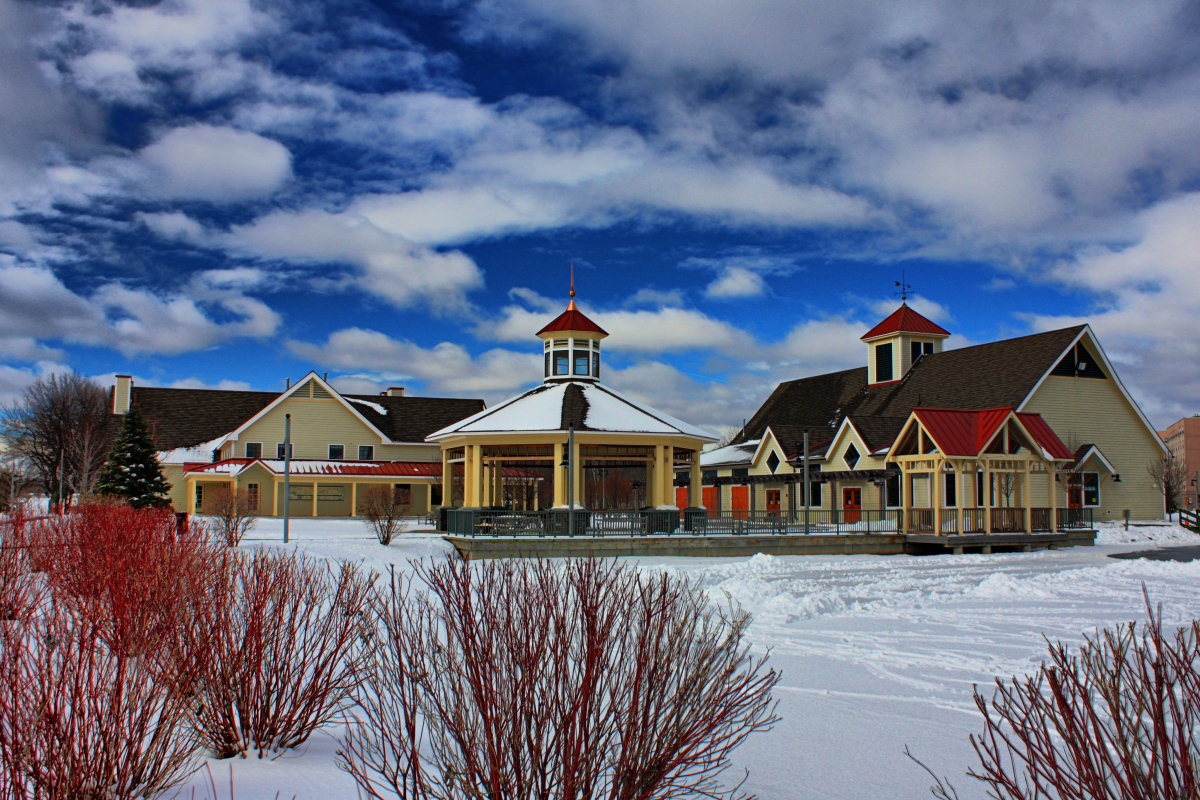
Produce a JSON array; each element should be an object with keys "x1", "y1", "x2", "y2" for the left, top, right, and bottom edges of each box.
[{"x1": 2, "y1": 0, "x2": 1199, "y2": 432}]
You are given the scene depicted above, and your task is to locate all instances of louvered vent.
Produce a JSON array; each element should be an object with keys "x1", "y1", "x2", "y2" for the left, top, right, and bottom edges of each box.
[{"x1": 310, "y1": 382, "x2": 332, "y2": 399}]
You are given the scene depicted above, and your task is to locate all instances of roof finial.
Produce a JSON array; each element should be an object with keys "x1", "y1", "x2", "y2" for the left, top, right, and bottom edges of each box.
[
  {"x1": 567, "y1": 261, "x2": 577, "y2": 310},
  {"x1": 894, "y1": 269, "x2": 912, "y2": 304}
]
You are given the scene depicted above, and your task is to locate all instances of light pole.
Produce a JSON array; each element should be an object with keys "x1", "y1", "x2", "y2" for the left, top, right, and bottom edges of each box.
[
  {"x1": 283, "y1": 413, "x2": 291, "y2": 544},
  {"x1": 566, "y1": 423, "x2": 575, "y2": 536}
]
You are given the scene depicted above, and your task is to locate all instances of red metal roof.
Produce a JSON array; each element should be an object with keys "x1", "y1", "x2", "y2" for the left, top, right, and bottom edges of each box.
[
  {"x1": 537, "y1": 301, "x2": 608, "y2": 337},
  {"x1": 913, "y1": 407, "x2": 1013, "y2": 456},
  {"x1": 861, "y1": 304, "x2": 950, "y2": 341},
  {"x1": 186, "y1": 459, "x2": 541, "y2": 479},
  {"x1": 1014, "y1": 412, "x2": 1075, "y2": 460}
]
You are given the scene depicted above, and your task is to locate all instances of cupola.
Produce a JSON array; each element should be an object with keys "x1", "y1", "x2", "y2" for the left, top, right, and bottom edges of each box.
[
  {"x1": 536, "y1": 274, "x2": 608, "y2": 382},
  {"x1": 861, "y1": 303, "x2": 950, "y2": 385}
]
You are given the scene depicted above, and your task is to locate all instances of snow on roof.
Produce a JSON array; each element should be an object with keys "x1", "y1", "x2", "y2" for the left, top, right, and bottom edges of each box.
[
  {"x1": 428, "y1": 381, "x2": 716, "y2": 440},
  {"x1": 158, "y1": 434, "x2": 229, "y2": 464},
  {"x1": 699, "y1": 439, "x2": 760, "y2": 468},
  {"x1": 347, "y1": 397, "x2": 387, "y2": 415}
]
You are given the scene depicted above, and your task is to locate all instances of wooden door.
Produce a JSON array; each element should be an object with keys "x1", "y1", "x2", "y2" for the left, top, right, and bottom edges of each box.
[
  {"x1": 766, "y1": 489, "x2": 781, "y2": 514},
  {"x1": 731, "y1": 485, "x2": 750, "y2": 520},
  {"x1": 703, "y1": 486, "x2": 719, "y2": 516},
  {"x1": 675, "y1": 486, "x2": 689, "y2": 508},
  {"x1": 842, "y1": 487, "x2": 862, "y2": 524}
]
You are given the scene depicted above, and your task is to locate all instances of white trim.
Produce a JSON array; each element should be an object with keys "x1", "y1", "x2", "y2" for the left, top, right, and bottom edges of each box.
[
  {"x1": 1018, "y1": 326, "x2": 1168, "y2": 456},
  {"x1": 1071, "y1": 445, "x2": 1117, "y2": 475},
  {"x1": 750, "y1": 429, "x2": 787, "y2": 471},
  {"x1": 225, "y1": 371, "x2": 394, "y2": 445}
]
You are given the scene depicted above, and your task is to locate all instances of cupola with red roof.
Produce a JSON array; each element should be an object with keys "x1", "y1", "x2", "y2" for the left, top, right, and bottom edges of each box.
[
  {"x1": 537, "y1": 269, "x2": 608, "y2": 383},
  {"x1": 861, "y1": 302, "x2": 950, "y2": 385}
]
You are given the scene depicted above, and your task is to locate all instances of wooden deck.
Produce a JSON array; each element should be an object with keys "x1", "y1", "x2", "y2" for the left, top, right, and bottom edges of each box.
[{"x1": 444, "y1": 529, "x2": 1096, "y2": 560}]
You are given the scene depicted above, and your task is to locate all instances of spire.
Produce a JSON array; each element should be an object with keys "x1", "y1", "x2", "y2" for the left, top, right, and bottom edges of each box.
[{"x1": 567, "y1": 262, "x2": 577, "y2": 310}]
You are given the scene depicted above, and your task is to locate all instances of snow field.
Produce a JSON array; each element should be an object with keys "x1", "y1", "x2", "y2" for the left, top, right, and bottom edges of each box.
[{"x1": 175, "y1": 516, "x2": 1200, "y2": 799}]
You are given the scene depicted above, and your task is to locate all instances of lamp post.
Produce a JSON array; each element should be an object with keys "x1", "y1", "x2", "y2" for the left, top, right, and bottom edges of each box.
[
  {"x1": 283, "y1": 413, "x2": 291, "y2": 544},
  {"x1": 564, "y1": 423, "x2": 575, "y2": 536}
]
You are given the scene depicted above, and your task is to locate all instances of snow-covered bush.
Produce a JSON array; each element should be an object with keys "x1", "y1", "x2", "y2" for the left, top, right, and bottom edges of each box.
[
  {"x1": 187, "y1": 550, "x2": 374, "y2": 758},
  {"x1": 338, "y1": 557, "x2": 780, "y2": 800},
  {"x1": 919, "y1": 590, "x2": 1200, "y2": 800}
]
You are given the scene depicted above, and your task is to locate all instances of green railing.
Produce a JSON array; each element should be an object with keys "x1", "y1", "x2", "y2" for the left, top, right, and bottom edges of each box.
[
  {"x1": 1181, "y1": 508, "x2": 1199, "y2": 532},
  {"x1": 442, "y1": 508, "x2": 902, "y2": 537}
]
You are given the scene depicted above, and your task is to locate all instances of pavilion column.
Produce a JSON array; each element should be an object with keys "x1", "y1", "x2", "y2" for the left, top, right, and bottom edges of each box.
[
  {"x1": 312, "y1": 481, "x2": 319, "y2": 517},
  {"x1": 933, "y1": 460, "x2": 943, "y2": 535},
  {"x1": 1023, "y1": 464, "x2": 1032, "y2": 533},
  {"x1": 350, "y1": 482, "x2": 357, "y2": 518},
  {"x1": 270, "y1": 477, "x2": 278, "y2": 517},
  {"x1": 690, "y1": 453, "x2": 702, "y2": 507},
  {"x1": 572, "y1": 440, "x2": 584, "y2": 508},
  {"x1": 187, "y1": 477, "x2": 197, "y2": 515},
  {"x1": 441, "y1": 449, "x2": 452, "y2": 508},
  {"x1": 464, "y1": 444, "x2": 482, "y2": 507},
  {"x1": 493, "y1": 458, "x2": 505, "y2": 507},
  {"x1": 553, "y1": 441, "x2": 566, "y2": 507},
  {"x1": 426, "y1": 483, "x2": 433, "y2": 515},
  {"x1": 983, "y1": 462, "x2": 992, "y2": 534},
  {"x1": 661, "y1": 445, "x2": 674, "y2": 508},
  {"x1": 1048, "y1": 466, "x2": 1058, "y2": 532},
  {"x1": 646, "y1": 449, "x2": 659, "y2": 507},
  {"x1": 900, "y1": 464, "x2": 909, "y2": 533},
  {"x1": 954, "y1": 464, "x2": 964, "y2": 535}
]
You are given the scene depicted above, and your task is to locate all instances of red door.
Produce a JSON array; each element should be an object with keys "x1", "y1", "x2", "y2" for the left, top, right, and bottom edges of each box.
[
  {"x1": 675, "y1": 487, "x2": 689, "y2": 508},
  {"x1": 703, "y1": 486, "x2": 719, "y2": 516},
  {"x1": 766, "y1": 489, "x2": 781, "y2": 515},
  {"x1": 842, "y1": 487, "x2": 862, "y2": 524},
  {"x1": 731, "y1": 486, "x2": 750, "y2": 520}
]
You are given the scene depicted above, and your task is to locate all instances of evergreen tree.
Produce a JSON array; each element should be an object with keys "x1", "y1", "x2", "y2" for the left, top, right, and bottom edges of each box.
[{"x1": 94, "y1": 403, "x2": 172, "y2": 508}]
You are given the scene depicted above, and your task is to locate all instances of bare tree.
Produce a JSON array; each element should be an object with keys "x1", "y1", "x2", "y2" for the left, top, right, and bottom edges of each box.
[
  {"x1": 361, "y1": 485, "x2": 407, "y2": 545},
  {"x1": 1148, "y1": 455, "x2": 1188, "y2": 516},
  {"x1": 1, "y1": 373, "x2": 110, "y2": 507},
  {"x1": 339, "y1": 557, "x2": 780, "y2": 800},
  {"x1": 207, "y1": 486, "x2": 258, "y2": 546}
]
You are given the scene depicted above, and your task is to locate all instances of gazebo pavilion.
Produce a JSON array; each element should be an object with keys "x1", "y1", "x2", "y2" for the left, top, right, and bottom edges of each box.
[
  {"x1": 427, "y1": 283, "x2": 717, "y2": 531},
  {"x1": 886, "y1": 406, "x2": 1075, "y2": 535}
]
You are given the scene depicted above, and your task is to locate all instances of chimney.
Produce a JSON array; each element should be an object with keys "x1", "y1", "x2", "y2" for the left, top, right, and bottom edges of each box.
[
  {"x1": 383, "y1": 386, "x2": 406, "y2": 397},
  {"x1": 113, "y1": 375, "x2": 132, "y2": 415}
]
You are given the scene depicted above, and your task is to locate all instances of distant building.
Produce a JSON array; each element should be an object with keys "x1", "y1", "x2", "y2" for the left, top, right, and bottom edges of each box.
[
  {"x1": 696, "y1": 303, "x2": 1168, "y2": 523},
  {"x1": 1159, "y1": 415, "x2": 1200, "y2": 509}
]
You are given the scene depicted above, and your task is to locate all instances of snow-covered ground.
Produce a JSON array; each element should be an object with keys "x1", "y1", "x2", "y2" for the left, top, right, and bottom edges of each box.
[{"x1": 177, "y1": 517, "x2": 1200, "y2": 799}]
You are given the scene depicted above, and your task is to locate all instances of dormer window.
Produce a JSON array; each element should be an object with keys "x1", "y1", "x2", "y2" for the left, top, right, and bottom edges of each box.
[
  {"x1": 844, "y1": 444, "x2": 861, "y2": 470},
  {"x1": 537, "y1": 282, "x2": 609, "y2": 382},
  {"x1": 911, "y1": 341, "x2": 933, "y2": 362}
]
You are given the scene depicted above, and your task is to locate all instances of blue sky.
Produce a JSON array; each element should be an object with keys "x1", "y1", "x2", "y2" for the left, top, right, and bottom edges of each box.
[{"x1": 2, "y1": 0, "x2": 1199, "y2": 431}]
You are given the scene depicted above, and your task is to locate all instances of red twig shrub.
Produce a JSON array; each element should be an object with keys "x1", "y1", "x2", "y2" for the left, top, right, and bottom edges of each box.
[
  {"x1": 32, "y1": 503, "x2": 224, "y2": 658},
  {"x1": 917, "y1": 590, "x2": 1200, "y2": 800},
  {"x1": 0, "y1": 505, "x2": 41, "y2": 622},
  {"x1": 188, "y1": 550, "x2": 374, "y2": 758},
  {"x1": 338, "y1": 558, "x2": 780, "y2": 800},
  {"x1": 0, "y1": 603, "x2": 200, "y2": 799}
]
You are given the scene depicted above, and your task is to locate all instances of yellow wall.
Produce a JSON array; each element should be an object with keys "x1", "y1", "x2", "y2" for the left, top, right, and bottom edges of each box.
[{"x1": 1024, "y1": 374, "x2": 1166, "y2": 520}]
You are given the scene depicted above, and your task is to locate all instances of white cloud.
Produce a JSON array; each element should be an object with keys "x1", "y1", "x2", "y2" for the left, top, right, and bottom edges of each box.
[
  {"x1": 137, "y1": 211, "x2": 209, "y2": 243},
  {"x1": 0, "y1": 360, "x2": 71, "y2": 407},
  {"x1": 288, "y1": 328, "x2": 541, "y2": 400},
  {"x1": 230, "y1": 209, "x2": 483, "y2": 312},
  {"x1": 705, "y1": 267, "x2": 766, "y2": 299},
  {"x1": 138, "y1": 124, "x2": 292, "y2": 201}
]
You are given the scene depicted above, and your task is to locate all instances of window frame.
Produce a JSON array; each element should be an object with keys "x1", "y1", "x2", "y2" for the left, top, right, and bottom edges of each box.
[
  {"x1": 328, "y1": 444, "x2": 345, "y2": 460},
  {"x1": 875, "y1": 341, "x2": 893, "y2": 382},
  {"x1": 943, "y1": 472, "x2": 957, "y2": 507},
  {"x1": 245, "y1": 442, "x2": 262, "y2": 459},
  {"x1": 358, "y1": 445, "x2": 374, "y2": 461},
  {"x1": 246, "y1": 483, "x2": 259, "y2": 511},
  {"x1": 885, "y1": 473, "x2": 901, "y2": 507},
  {"x1": 276, "y1": 443, "x2": 293, "y2": 460}
]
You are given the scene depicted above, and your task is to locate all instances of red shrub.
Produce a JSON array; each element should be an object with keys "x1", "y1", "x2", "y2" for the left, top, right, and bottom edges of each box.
[
  {"x1": 0, "y1": 506, "x2": 42, "y2": 622},
  {"x1": 188, "y1": 549, "x2": 374, "y2": 758},
  {"x1": 0, "y1": 602, "x2": 200, "y2": 800},
  {"x1": 338, "y1": 557, "x2": 780, "y2": 800}
]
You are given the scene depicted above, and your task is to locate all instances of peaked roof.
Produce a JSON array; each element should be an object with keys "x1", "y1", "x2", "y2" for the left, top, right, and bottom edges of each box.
[
  {"x1": 913, "y1": 407, "x2": 1013, "y2": 456},
  {"x1": 1013, "y1": 412, "x2": 1075, "y2": 460},
  {"x1": 861, "y1": 304, "x2": 951, "y2": 341},
  {"x1": 740, "y1": 325, "x2": 1088, "y2": 457},
  {"x1": 118, "y1": 381, "x2": 484, "y2": 452},
  {"x1": 537, "y1": 299, "x2": 608, "y2": 336},
  {"x1": 429, "y1": 381, "x2": 714, "y2": 441}
]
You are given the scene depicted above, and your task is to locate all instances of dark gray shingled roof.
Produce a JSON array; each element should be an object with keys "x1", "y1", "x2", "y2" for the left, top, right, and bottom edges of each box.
[
  {"x1": 741, "y1": 325, "x2": 1087, "y2": 458},
  {"x1": 116, "y1": 385, "x2": 485, "y2": 451}
]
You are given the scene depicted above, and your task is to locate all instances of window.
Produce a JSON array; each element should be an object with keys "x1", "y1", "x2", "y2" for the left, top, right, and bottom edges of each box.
[
  {"x1": 329, "y1": 444, "x2": 344, "y2": 460},
  {"x1": 911, "y1": 340, "x2": 934, "y2": 363},
  {"x1": 844, "y1": 444, "x2": 860, "y2": 470},
  {"x1": 875, "y1": 342, "x2": 893, "y2": 382},
  {"x1": 803, "y1": 481, "x2": 823, "y2": 507},
  {"x1": 195, "y1": 484, "x2": 204, "y2": 508},
  {"x1": 943, "y1": 472, "x2": 957, "y2": 506},
  {"x1": 358, "y1": 445, "x2": 374, "y2": 461},
  {"x1": 885, "y1": 474, "x2": 900, "y2": 507},
  {"x1": 766, "y1": 451, "x2": 781, "y2": 473},
  {"x1": 574, "y1": 351, "x2": 590, "y2": 375},
  {"x1": 702, "y1": 470, "x2": 717, "y2": 481},
  {"x1": 393, "y1": 484, "x2": 412, "y2": 505},
  {"x1": 592, "y1": 352, "x2": 600, "y2": 379},
  {"x1": 554, "y1": 351, "x2": 570, "y2": 375},
  {"x1": 247, "y1": 483, "x2": 259, "y2": 511},
  {"x1": 731, "y1": 467, "x2": 749, "y2": 480},
  {"x1": 276, "y1": 443, "x2": 293, "y2": 459},
  {"x1": 545, "y1": 352, "x2": 551, "y2": 377},
  {"x1": 211, "y1": 449, "x2": 222, "y2": 462},
  {"x1": 245, "y1": 442, "x2": 262, "y2": 459}
]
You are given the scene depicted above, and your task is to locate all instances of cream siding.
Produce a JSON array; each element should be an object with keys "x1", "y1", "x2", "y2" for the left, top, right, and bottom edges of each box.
[
  {"x1": 1024, "y1": 374, "x2": 1165, "y2": 520},
  {"x1": 235, "y1": 395, "x2": 386, "y2": 460}
]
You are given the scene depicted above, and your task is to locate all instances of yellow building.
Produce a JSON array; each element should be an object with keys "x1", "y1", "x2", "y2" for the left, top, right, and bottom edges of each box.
[
  {"x1": 698, "y1": 303, "x2": 1167, "y2": 523},
  {"x1": 428, "y1": 286, "x2": 717, "y2": 529},
  {"x1": 109, "y1": 372, "x2": 487, "y2": 517}
]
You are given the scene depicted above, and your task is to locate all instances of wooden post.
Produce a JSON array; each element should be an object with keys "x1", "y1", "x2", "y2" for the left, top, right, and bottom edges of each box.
[
  {"x1": 1023, "y1": 464, "x2": 1032, "y2": 533},
  {"x1": 983, "y1": 460, "x2": 992, "y2": 534},
  {"x1": 187, "y1": 477, "x2": 197, "y2": 515},
  {"x1": 553, "y1": 441, "x2": 565, "y2": 507},
  {"x1": 1048, "y1": 465, "x2": 1058, "y2": 533},
  {"x1": 954, "y1": 463, "x2": 964, "y2": 535},
  {"x1": 350, "y1": 482, "x2": 357, "y2": 518},
  {"x1": 933, "y1": 460, "x2": 943, "y2": 535},
  {"x1": 271, "y1": 477, "x2": 278, "y2": 517},
  {"x1": 312, "y1": 481, "x2": 319, "y2": 517},
  {"x1": 662, "y1": 445, "x2": 674, "y2": 507},
  {"x1": 441, "y1": 449, "x2": 452, "y2": 508},
  {"x1": 900, "y1": 464, "x2": 909, "y2": 534}
]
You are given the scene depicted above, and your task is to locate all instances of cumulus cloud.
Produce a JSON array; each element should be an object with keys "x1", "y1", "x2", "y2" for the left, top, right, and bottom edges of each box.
[
  {"x1": 705, "y1": 267, "x2": 766, "y2": 299},
  {"x1": 230, "y1": 209, "x2": 483, "y2": 311},
  {"x1": 138, "y1": 125, "x2": 293, "y2": 201},
  {"x1": 288, "y1": 328, "x2": 541, "y2": 400}
]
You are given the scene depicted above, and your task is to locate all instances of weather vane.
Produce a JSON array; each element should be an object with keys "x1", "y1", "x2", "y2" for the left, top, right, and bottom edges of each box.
[{"x1": 894, "y1": 270, "x2": 912, "y2": 303}]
